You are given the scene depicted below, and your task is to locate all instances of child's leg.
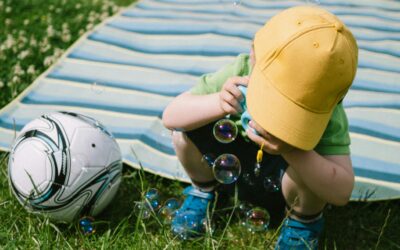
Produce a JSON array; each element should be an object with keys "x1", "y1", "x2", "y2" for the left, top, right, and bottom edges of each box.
[
  {"x1": 281, "y1": 166, "x2": 326, "y2": 216},
  {"x1": 171, "y1": 131, "x2": 216, "y2": 189},
  {"x1": 276, "y1": 167, "x2": 325, "y2": 249}
]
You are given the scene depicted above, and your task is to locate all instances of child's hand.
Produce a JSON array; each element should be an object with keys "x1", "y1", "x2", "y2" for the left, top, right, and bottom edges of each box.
[
  {"x1": 247, "y1": 120, "x2": 295, "y2": 155},
  {"x1": 219, "y1": 76, "x2": 249, "y2": 115}
]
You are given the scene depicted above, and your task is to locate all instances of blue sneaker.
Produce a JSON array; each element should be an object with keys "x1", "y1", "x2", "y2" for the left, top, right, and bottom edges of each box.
[
  {"x1": 171, "y1": 186, "x2": 214, "y2": 240},
  {"x1": 275, "y1": 216, "x2": 324, "y2": 250}
]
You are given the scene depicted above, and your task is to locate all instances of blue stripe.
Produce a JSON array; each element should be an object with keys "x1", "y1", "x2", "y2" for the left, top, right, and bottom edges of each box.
[
  {"x1": 0, "y1": 117, "x2": 175, "y2": 155},
  {"x1": 45, "y1": 75, "x2": 189, "y2": 97},
  {"x1": 349, "y1": 119, "x2": 400, "y2": 142},
  {"x1": 154, "y1": 0, "x2": 400, "y2": 12},
  {"x1": 352, "y1": 156, "x2": 400, "y2": 183},
  {"x1": 137, "y1": 1, "x2": 400, "y2": 32},
  {"x1": 21, "y1": 93, "x2": 165, "y2": 117},
  {"x1": 67, "y1": 46, "x2": 215, "y2": 77},
  {"x1": 106, "y1": 21, "x2": 255, "y2": 40},
  {"x1": 88, "y1": 32, "x2": 248, "y2": 57}
]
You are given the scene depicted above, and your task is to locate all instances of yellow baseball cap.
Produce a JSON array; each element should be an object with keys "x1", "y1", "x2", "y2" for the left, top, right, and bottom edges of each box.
[{"x1": 247, "y1": 6, "x2": 358, "y2": 151}]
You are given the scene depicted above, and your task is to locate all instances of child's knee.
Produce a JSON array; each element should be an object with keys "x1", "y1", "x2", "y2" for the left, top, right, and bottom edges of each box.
[{"x1": 171, "y1": 131, "x2": 190, "y2": 150}]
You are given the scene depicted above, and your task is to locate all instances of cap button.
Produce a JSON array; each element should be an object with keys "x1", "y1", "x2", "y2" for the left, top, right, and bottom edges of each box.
[{"x1": 334, "y1": 22, "x2": 343, "y2": 32}]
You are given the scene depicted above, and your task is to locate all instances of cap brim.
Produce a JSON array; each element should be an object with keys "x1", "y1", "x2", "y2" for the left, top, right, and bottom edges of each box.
[{"x1": 247, "y1": 65, "x2": 333, "y2": 151}]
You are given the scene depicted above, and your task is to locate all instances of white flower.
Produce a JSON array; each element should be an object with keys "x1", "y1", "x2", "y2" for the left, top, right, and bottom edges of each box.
[
  {"x1": 18, "y1": 32, "x2": 28, "y2": 48},
  {"x1": 40, "y1": 37, "x2": 51, "y2": 52},
  {"x1": 112, "y1": 6, "x2": 119, "y2": 13},
  {"x1": 78, "y1": 29, "x2": 85, "y2": 36},
  {"x1": 75, "y1": 3, "x2": 81, "y2": 9},
  {"x1": 27, "y1": 65, "x2": 36, "y2": 75},
  {"x1": 62, "y1": 23, "x2": 69, "y2": 31},
  {"x1": 40, "y1": 44, "x2": 51, "y2": 53},
  {"x1": 100, "y1": 12, "x2": 109, "y2": 20},
  {"x1": 5, "y1": 6, "x2": 11, "y2": 13},
  {"x1": 46, "y1": 25, "x2": 56, "y2": 37},
  {"x1": 88, "y1": 11, "x2": 98, "y2": 23},
  {"x1": 5, "y1": 34, "x2": 15, "y2": 49},
  {"x1": 61, "y1": 33, "x2": 71, "y2": 43},
  {"x1": 49, "y1": 5, "x2": 54, "y2": 11},
  {"x1": 5, "y1": 18, "x2": 11, "y2": 26},
  {"x1": 18, "y1": 50, "x2": 30, "y2": 60},
  {"x1": 23, "y1": 19, "x2": 29, "y2": 26},
  {"x1": 86, "y1": 23, "x2": 94, "y2": 31},
  {"x1": 53, "y1": 48, "x2": 64, "y2": 57},
  {"x1": 0, "y1": 81, "x2": 4, "y2": 88},
  {"x1": 14, "y1": 63, "x2": 24, "y2": 76},
  {"x1": 11, "y1": 76, "x2": 20, "y2": 84},
  {"x1": 30, "y1": 37, "x2": 38, "y2": 47},
  {"x1": 55, "y1": 8, "x2": 61, "y2": 14},
  {"x1": 44, "y1": 56, "x2": 55, "y2": 67}
]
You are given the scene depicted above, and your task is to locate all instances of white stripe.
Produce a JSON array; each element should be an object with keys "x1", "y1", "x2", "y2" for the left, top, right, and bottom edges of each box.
[
  {"x1": 15, "y1": 103, "x2": 160, "y2": 121},
  {"x1": 41, "y1": 78, "x2": 174, "y2": 100},
  {"x1": 63, "y1": 57, "x2": 194, "y2": 74},
  {"x1": 355, "y1": 176, "x2": 400, "y2": 189},
  {"x1": 98, "y1": 25, "x2": 251, "y2": 43},
  {"x1": 117, "y1": 138, "x2": 176, "y2": 160},
  {"x1": 345, "y1": 107, "x2": 400, "y2": 115},
  {"x1": 82, "y1": 39, "x2": 236, "y2": 63},
  {"x1": 350, "y1": 132, "x2": 400, "y2": 147}
]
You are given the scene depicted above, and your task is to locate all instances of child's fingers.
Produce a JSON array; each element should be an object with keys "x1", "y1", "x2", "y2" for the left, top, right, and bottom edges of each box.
[
  {"x1": 220, "y1": 101, "x2": 240, "y2": 115},
  {"x1": 226, "y1": 76, "x2": 249, "y2": 87},
  {"x1": 220, "y1": 91, "x2": 243, "y2": 113},
  {"x1": 223, "y1": 81, "x2": 243, "y2": 101},
  {"x1": 249, "y1": 120, "x2": 270, "y2": 139},
  {"x1": 246, "y1": 128, "x2": 278, "y2": 154}
]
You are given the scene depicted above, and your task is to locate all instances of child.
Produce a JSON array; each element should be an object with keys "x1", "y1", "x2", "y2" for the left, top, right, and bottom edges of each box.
[{"x1": 162, "y1": 6, "x2": 358, "y2": 249}]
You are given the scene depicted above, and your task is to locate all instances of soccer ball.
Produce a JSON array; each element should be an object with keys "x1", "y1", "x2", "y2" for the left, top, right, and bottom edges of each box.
[{"x1": 7, "y1": 111, "x2": 123, "y2": 222}]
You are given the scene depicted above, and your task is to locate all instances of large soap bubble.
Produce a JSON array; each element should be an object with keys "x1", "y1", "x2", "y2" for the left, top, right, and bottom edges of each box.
[
  {"x1": 243, "y1": 207, "x2": 270, "y2": 233},
  {"x1": 212, "y1": 154, "x2": 241, "y2": 184},
  {"x1": 213, "y1": 119, "x2": 238, "y2": 143}
]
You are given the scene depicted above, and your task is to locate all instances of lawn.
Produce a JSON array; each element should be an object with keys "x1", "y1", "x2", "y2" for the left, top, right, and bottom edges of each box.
[{"x1": 0, "y1": 0, "x2": 400, "y2": 249}]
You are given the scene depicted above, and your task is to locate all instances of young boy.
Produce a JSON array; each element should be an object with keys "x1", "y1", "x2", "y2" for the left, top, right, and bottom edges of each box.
[{"x1": 162, "y1": 6, "x2": 358, "y2": 249}]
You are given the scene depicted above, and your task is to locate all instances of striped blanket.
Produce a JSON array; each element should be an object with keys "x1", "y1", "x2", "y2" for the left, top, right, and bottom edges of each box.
[{"x1": 0, "y1": 0, "x2": 399, "y2": 201}]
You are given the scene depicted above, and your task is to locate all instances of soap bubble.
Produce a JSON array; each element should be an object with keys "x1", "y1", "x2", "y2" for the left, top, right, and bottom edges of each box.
[
  {"x1": 171, "y1": 211, "x2": 203, "y2": 240},
  {"x1": 242, "y1": 172, "x2": 255, "y2": 186},
  {"x1": 134, "y1": 201, "x2": 152, "y2": 219},
  {"x1": 201, "y1": 153, "x2": 216, "y2": 168},
  {"x1": 233, "y1": 0, "x2": 242, "y2": 6},
  {"x1": 264, "y1": 177, "x2": 281, "y2": 193},
  {"x1": 306, "y1": 0, "x2": 320, "y2": 5},
  {"x1": 91, "y1": 81, "x2": 105, "y2": 94},
  {"x1": 213, "y1": 154, "x2": 241, "y2": 184},
  {"x1": 158, "y1": 198, "x2": 181, "y2": 224},
  {"x1": 238, "y1": 201, "x2": 252, "y2": 216},
  {"x1": 201, "y1": 218, "x2": 214, "y2": 233},
  {"x1": 145, "y1": 188, "x2": 162, "y2": 210},
  {"x1": 243, "y1": 207, "x2": 270, "y2": 233},
  {"x1": 145, "y1": 188, "x2": 159, "y2": 201},
  {"x1": 79, "y1": 216, "x2": 95, "y2": 235},
  {"x1": 254, "y1": 162, "x2": 261, "y2": 177},
  {"x1": 213, "y1": 119, "x2": 238, "y2": 143}
]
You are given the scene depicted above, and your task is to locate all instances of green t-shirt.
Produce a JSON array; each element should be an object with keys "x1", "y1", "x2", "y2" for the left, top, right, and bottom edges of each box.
[{"x1": 190, "y1": 54, "x2": 351, "y2": 155}]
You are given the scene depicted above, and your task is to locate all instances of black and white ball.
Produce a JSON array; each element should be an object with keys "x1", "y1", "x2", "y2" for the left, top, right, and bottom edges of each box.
[{"x1": 8, "y1": 112, "x2": 123, "y2": 222}]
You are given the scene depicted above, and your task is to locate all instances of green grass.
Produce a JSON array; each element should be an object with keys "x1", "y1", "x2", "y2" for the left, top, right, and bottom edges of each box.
[{"x1": 1, "y1": 0, "x2": 400, "y2": 249}]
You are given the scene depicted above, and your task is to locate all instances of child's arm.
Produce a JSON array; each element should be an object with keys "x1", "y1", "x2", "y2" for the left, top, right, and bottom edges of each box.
[
  {"x1": 162, "y1": 91, "x2": 225, "y2": 131},
  {"x1": 162, "y1": 76, "x2": 248, "y2": 131},
  {"x1": 247, "y1": 121, "x2": 354, "y2": 206},
  {"x1": 282, "y1": 151, "x2": 354, "y2": 206}
]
